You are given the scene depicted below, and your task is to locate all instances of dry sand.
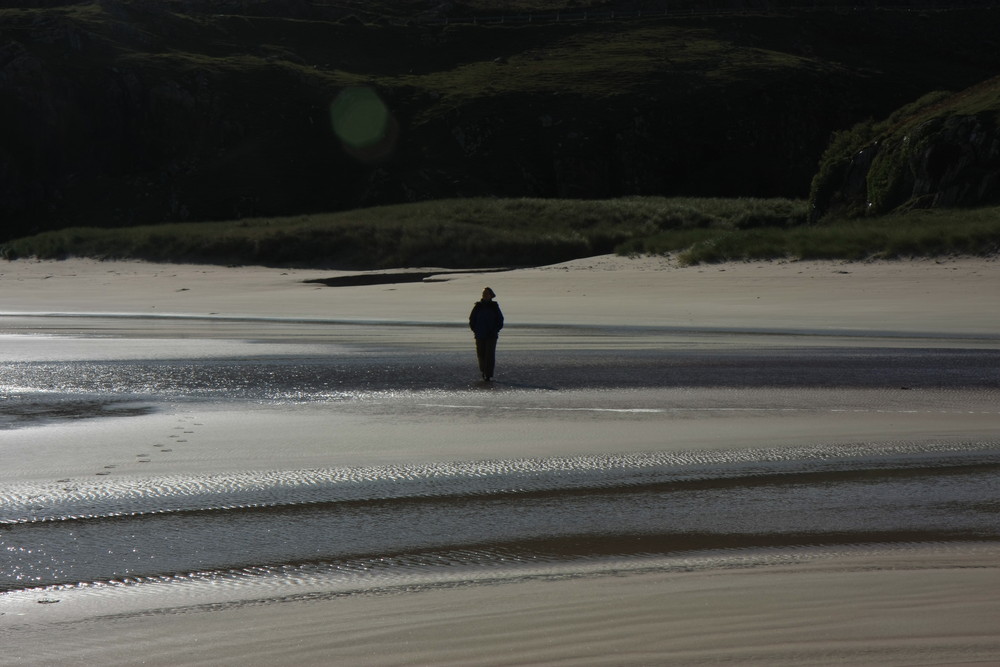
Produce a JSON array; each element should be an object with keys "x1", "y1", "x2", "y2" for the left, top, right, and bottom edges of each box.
[
  {"x1": 1, "y1": 254, "x2": 998, "y2": 335},
  {"x1": 2, "y1": 255, "x2": 999, "y2": 665}
]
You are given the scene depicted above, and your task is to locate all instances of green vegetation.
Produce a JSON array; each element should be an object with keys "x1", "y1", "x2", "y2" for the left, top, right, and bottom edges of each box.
[
  {"x1": 6, "y1": 2, "x2": 1000, "y2": 235},
  {"x1": 671, "y1": 207, "x2": 1000, "y2": 265},
  {"x1": 809, "y1": 78, "x2": 1000, "y2": 220},
  {"x1": 3, "y1": 4, "x2": 998, "y2": 266},
  {"x1": 3, "y1": 198, "x2": 997, "y2": 268}
]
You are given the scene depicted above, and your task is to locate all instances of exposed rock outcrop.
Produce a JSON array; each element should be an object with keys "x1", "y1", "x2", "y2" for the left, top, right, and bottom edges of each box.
[
  {"x1": 810, "y1": 78, "x2": 1000, "y2": 219},
  {"x1": 904, "y1": 114, "x2": 1000, "y2": 209}
]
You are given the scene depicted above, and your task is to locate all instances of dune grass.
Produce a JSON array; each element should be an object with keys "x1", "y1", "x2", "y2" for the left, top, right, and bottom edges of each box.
[
  {"x1": 2, "y1": 198, "x2": 997, "y2": 269},
  {"x1": 669, "y1": 207, "x2": 1000, "y2": 265}
]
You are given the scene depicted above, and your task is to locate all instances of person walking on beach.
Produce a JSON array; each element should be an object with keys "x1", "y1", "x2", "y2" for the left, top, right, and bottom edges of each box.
[{"x1": 469, "y1": 287, "x2": 504, "y2": 381}]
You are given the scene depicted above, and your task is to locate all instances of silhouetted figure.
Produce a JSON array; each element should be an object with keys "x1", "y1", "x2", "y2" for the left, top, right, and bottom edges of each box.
[{"x1": 469, "y1": 287, "x2": 504, "y2": 381}]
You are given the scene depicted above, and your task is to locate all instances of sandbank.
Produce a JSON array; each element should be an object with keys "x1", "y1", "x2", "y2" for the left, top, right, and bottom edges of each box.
[{"x1": 1, "y1": 254, "x2": 998, "y2": 336}]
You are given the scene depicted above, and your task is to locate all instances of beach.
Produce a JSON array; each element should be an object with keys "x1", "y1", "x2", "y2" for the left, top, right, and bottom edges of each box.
[
  {"x1": 2, "y1": 254, "x2": 998, "y2": 334},
  {"x1": 1, "y1": 254, "x2": 999, "y2": 665}
]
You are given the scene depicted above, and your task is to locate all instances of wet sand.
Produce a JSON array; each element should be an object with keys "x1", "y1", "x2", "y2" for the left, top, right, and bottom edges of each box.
[
  {"x1": 2, "y1": 255, "x2": 999, "y2": 665},
  {"x1": 2, "y1": 544, "x2": 998, "y2": 666}
]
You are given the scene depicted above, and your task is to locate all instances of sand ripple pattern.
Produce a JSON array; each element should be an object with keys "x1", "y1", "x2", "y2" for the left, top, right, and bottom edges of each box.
[
  {"x1": 3, "y1": 440, "x2": 998, "y2": 524},
  {"x1": 3, "y1": 441, "x2": 999, "y2": 594},
  {"x1": 3, "y1": 332, "x2": 999, "y2": 604}
]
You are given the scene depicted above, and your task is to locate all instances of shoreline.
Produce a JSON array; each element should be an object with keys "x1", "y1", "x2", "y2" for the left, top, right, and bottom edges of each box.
[{"x1": 2, "y1": 255, "x2": 999, "y2": 665}]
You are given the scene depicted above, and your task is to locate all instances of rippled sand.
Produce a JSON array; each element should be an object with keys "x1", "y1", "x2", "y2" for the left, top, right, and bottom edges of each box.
[
  {"x1": 5, "y1": 544, "x2": 1000, "y2": 666},
  {"x1": 2, "y1": 255, "x2": 999, "y2": 665}
]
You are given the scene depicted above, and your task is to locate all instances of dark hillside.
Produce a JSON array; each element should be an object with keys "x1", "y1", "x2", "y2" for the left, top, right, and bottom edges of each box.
[
  {"x1": 810, "y1": 75, "x2": 1000, "y2": 220},
  {"x1": 2, "y1": 1, "x2": 999, "y2": 241}
]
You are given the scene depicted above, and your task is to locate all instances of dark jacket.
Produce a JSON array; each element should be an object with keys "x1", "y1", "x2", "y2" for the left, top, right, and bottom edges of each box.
[{"x1": 469, "y1": 300, "x2": 504, "y2": 339}]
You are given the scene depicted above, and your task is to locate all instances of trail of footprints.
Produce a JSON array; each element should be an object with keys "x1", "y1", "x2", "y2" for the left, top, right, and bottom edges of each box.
[
  {"x1": 45, "y1": 416, "x2": 203, "y2": 604},
  {"x1": 91, "y1": 415, "x2": 204, "y2": 477}
]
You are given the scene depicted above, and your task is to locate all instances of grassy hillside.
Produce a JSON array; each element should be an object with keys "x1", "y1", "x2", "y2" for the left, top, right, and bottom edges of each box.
[
  {"x1": 3, "y1": 2, "x2": 1000, "y2": 240},
  {"x1": 4, "y1": 196, "x2": 998, "y2": 268},
  {"x1": 0, "y1": 197, "x2": 802, "y2": 267}
]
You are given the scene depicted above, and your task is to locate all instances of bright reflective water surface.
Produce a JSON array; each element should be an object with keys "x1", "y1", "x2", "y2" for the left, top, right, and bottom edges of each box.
[{"x1": 2, "y1": 318, "x2": 999, "y2": 612}]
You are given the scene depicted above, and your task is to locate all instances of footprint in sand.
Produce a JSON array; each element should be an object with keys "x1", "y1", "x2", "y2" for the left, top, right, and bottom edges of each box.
[{"x1": 161, "y1": 417, "x2": 198, "y2": 452}]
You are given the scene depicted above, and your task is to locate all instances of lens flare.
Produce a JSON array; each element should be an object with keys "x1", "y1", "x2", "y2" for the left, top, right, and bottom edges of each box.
[{"x1": 330, "y1": 87, "x2": 397, "y2": 162}]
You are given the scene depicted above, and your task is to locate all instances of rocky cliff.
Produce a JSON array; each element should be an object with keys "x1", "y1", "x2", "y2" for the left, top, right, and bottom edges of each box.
[{"x1": 810, "y1": 77, "x2": 1000, "y2": 220}]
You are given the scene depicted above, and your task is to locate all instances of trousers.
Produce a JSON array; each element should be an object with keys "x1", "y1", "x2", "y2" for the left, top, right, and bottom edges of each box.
[{"x1": 475, "y1": 337, "x2": 498, "y2": 379}]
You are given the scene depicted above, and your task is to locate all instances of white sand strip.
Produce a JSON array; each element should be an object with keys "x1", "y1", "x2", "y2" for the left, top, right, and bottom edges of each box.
[{"x1": 1, "y1": 255, "x2": 998, "y2": 335}]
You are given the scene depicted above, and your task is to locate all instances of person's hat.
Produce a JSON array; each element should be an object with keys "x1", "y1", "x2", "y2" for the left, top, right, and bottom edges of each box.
[{"x1": 484, "y1": 287, "x2": 496, "y2": 298}]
